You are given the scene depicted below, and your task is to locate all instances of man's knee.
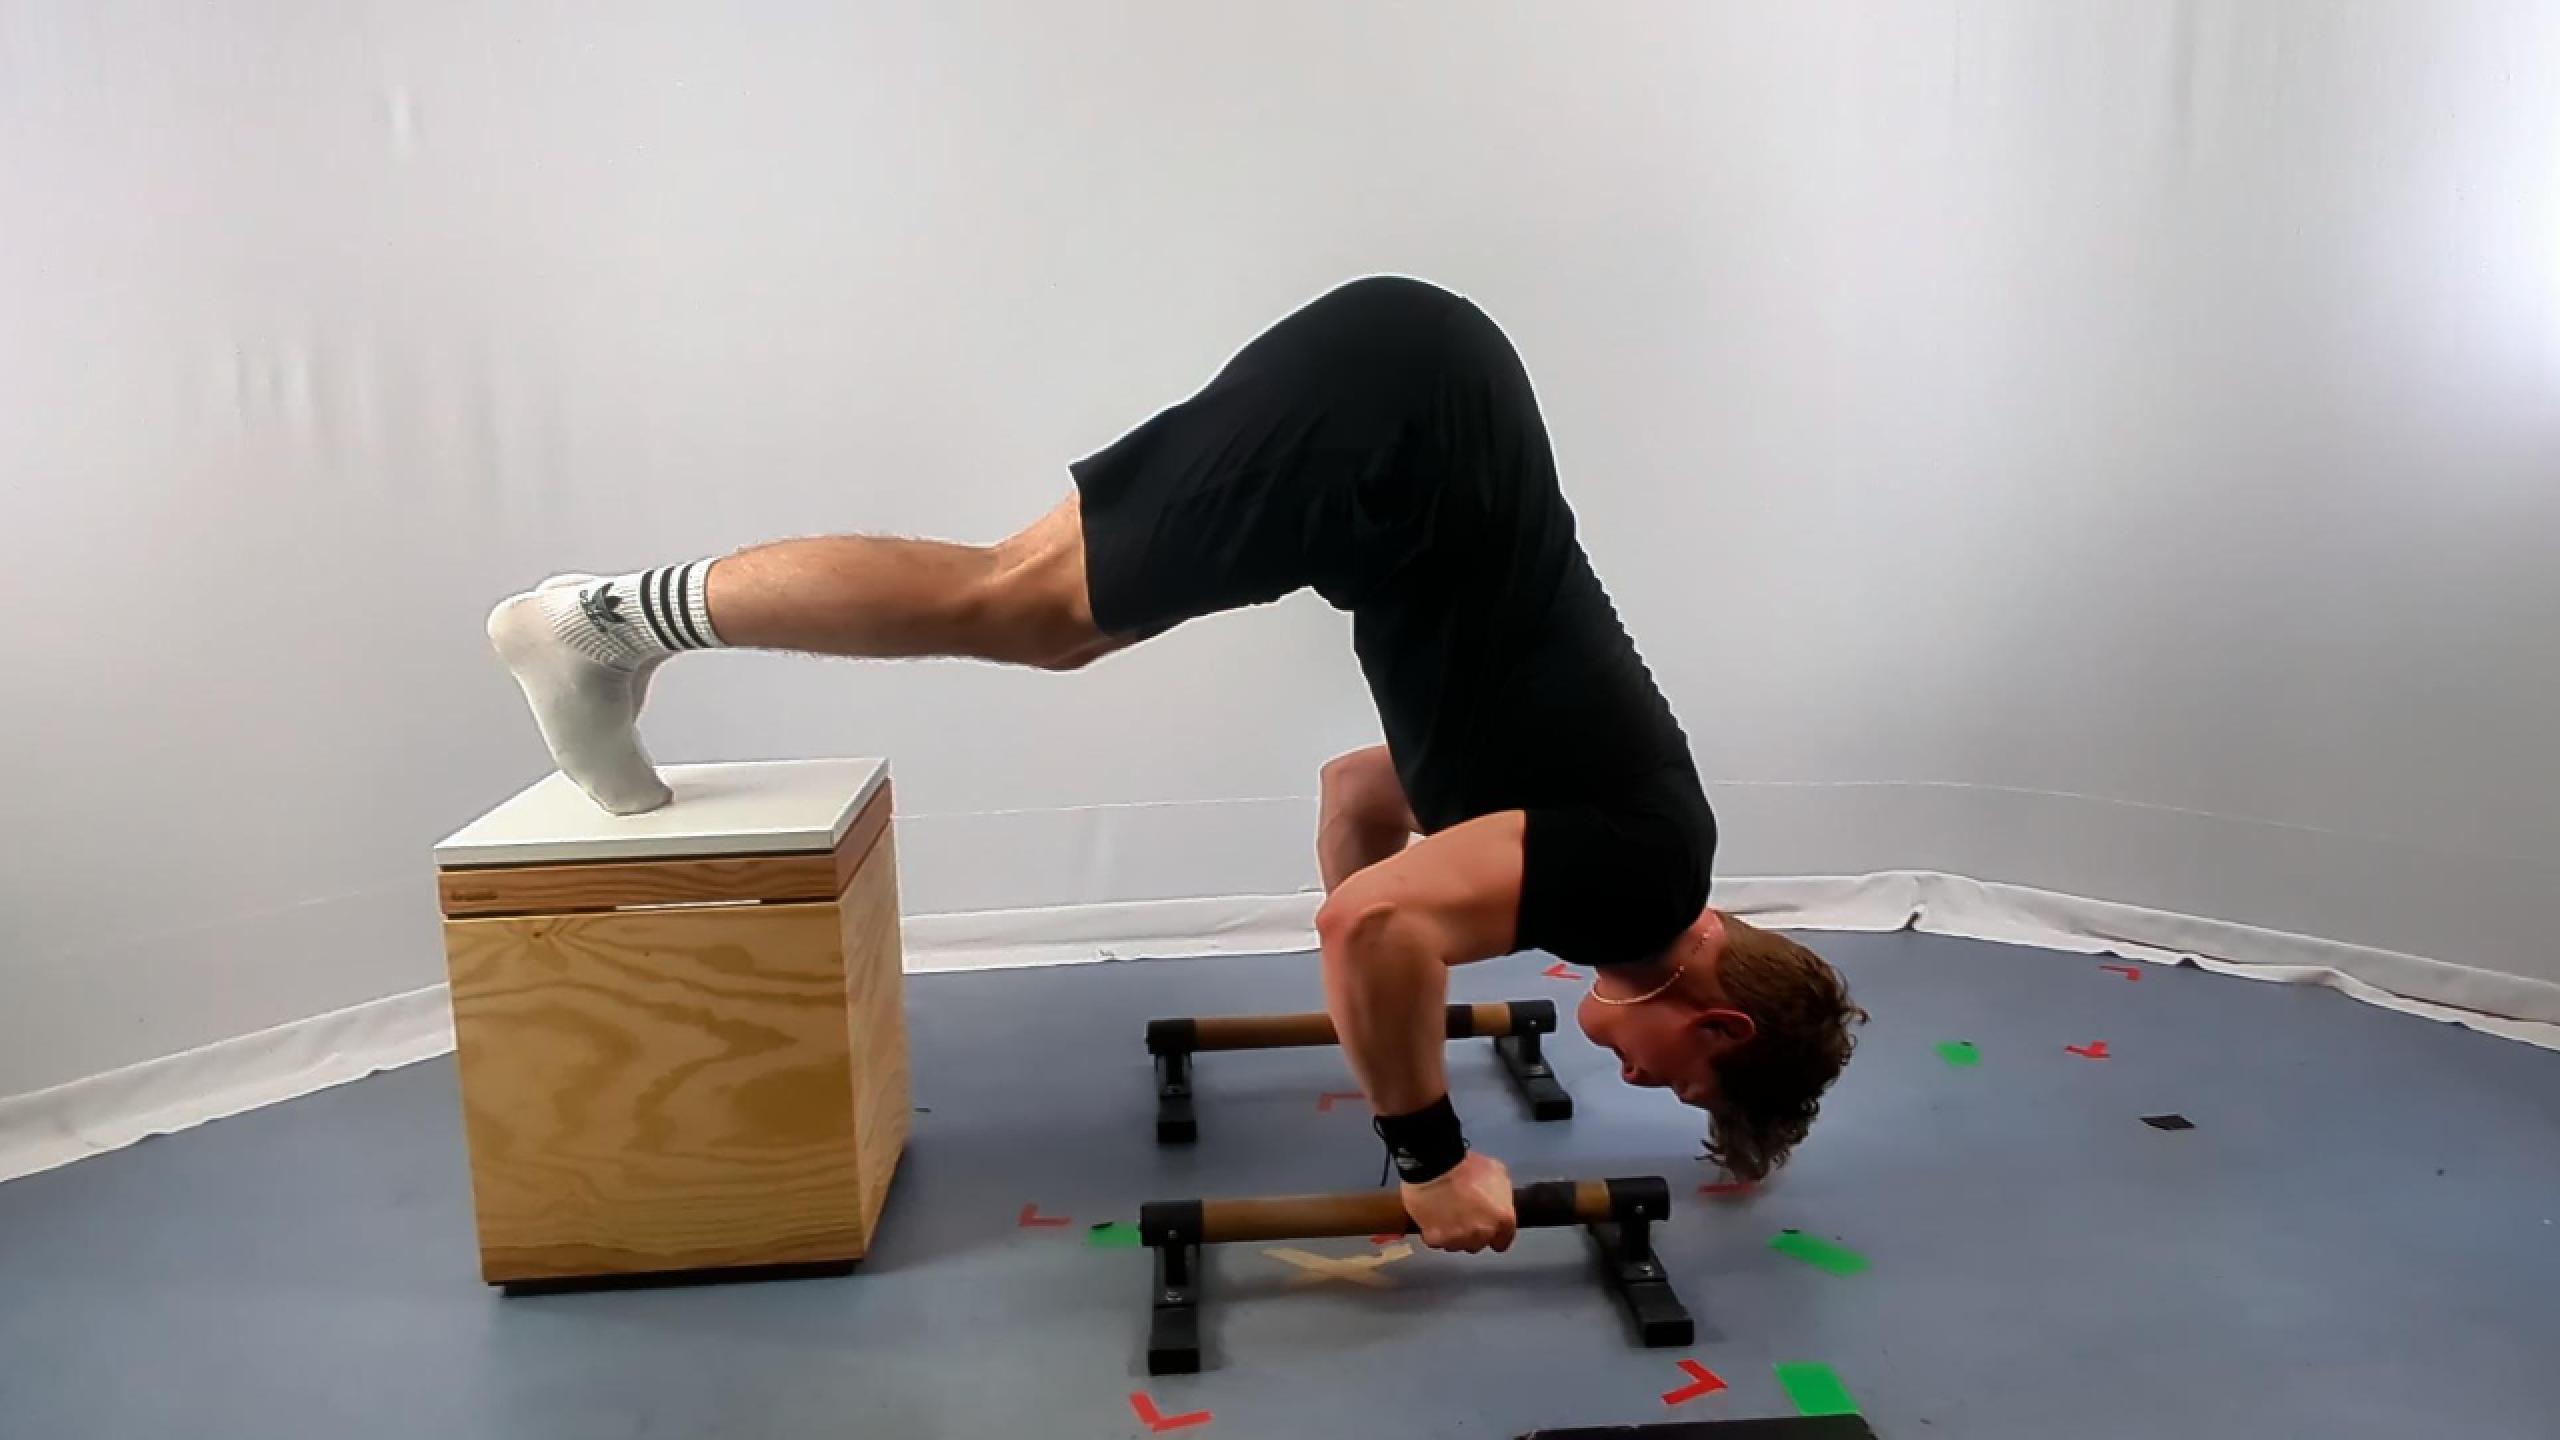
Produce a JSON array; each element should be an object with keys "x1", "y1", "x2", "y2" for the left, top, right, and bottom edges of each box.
[{"x1": 1315, "y1": 885, "x2": 1401, "y2": 956}]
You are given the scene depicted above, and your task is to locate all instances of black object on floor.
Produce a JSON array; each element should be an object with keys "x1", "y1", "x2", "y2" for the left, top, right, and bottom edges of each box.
[
  {"x1": 1520, "y1": 1418, "x2": 1878, "y2": 1438},
  {"x1": 2142, "y1": 1113, "x2": 2197, "y2": 1130},
  {"x1": 1153, "y1": 1043, "x2": 1198, "y2": 1144},
  {"x1": 1147, "y1": 998, "x2": 1572, "y2": 1144},
  {"x1": 1148, "y1": 1222, "x2": 1206, "y2": 1375}
]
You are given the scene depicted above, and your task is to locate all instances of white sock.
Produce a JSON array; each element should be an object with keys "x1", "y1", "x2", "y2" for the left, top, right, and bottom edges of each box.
[
  {"x1": 486, "y1": 563, "x2": 726, "y2": 815},
  {"x1": 539, "y1": 562, "x2": 725, "y2": 669}
]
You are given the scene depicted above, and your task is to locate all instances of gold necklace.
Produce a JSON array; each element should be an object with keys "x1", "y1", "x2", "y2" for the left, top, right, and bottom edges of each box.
[{"x1": 1587, "y1": 962, "x2": 1685, "y2": 1007}]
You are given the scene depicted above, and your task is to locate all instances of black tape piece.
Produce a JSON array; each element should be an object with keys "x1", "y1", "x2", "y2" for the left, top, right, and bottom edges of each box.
[
  {"x1": 1373, "y1": 1094, "x2": 1468, "y2": 1184},
  {"x1": 1605, "y1": 1175, "x2": 1672, "y2": 1222},
  {"x1": 1138, "y1": 1200, "x2": 1204, "y2": 1246},
  {"x1": 2142, "y1": 1113, "x2": 2196, "y2": 1131},
  {"x1": 1513, "y1": 1179, "x2": 1581, "y2": 1229}
]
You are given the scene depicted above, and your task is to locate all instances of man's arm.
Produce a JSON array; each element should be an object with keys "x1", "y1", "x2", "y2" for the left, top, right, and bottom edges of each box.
[{"x1": 1315, "y1": 809, "x2": 1527, "y2": 1252}]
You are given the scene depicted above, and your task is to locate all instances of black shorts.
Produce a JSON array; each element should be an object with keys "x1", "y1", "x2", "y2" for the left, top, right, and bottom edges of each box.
[
  {"x1": 1069, "y1": 276, "x2": 1487, "y2": 637},
  {"x1": 1068, "y1": 276, "x2": 1716, "y2": 970}
]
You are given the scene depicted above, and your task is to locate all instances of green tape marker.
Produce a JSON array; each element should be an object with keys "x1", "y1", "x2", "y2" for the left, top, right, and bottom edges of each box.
[
  {"x1": 1769, "y1": 1228, "x2": 1869, "y2": 1276},
  {"x1": 1775, "y1": 1362, "x2": 1858, "y2": 1417},
  {"x1": 1086, "y1": 1221, "x2": 1142, "y2": 1249},
  {"x1": 1935, "y1": 1040, "x2": 1981, "y2": 1068}
]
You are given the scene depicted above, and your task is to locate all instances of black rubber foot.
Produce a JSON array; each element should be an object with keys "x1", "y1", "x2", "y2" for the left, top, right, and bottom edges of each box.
[
  {"x1": 1154, "y1": 1050, "x2": 1198, "y2": 1146},
  {"x1": 1587, "y1": 1221, "x2": 1694, "y2": 1348},
  {"x1": 1496, "y1": 1032, "x2": 1576, "y2": 1121},
  {"x1": 1146, "y1": 1324, "x2": 1202, "y2": 1375},
  {"x1": 1146, "y1": 1240, "x2": 1204, "y2": 1374}
]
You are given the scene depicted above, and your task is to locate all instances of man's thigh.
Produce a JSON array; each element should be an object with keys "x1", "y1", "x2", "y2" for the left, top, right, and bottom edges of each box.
[{"x1": 994, "y1": 491, "x2": 1139, "y2": 667}]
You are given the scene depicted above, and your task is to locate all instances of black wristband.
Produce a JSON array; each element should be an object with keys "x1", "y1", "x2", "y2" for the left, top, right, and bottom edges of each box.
[{"x1": 1373, "y1": 1094, "x2": 1468, "y2": 1184}]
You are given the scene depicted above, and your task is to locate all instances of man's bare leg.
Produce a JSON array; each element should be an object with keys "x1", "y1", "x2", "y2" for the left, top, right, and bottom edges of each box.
[
  {"x1": 489, "y1": 493, "x2": 1129, "y2": 815},
  {"x1": 706, "y1": 494, "x2": 1120, "y2": 666}
]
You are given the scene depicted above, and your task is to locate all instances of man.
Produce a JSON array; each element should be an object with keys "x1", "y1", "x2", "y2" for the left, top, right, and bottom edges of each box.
[{"x1": 488, "y1": 276, "x2": 1863, "y2": 1255}]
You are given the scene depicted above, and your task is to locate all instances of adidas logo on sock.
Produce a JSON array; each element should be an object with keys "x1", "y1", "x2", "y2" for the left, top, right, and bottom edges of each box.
[{"x1": 579, "y1": 586, "x2": 628, "y2": 629}]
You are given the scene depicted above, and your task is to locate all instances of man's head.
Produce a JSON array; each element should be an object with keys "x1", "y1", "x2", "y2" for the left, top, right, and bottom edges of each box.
[{"x1": 1574, "y1": 910, "x2": 1865, "y2": 1180}]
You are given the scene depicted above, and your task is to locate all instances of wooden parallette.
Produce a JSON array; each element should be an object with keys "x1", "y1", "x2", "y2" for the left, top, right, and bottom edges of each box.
[
  {"x1": 1143, "y1": 999, "x2": 1573, "y2": 1144},
  {"x1": 1135, "y1": 1176, "x2": 1692, "y2": 1374},
  {"x1": 1151, "y1": 1001, "x2": 1532, "y2": 1053}
]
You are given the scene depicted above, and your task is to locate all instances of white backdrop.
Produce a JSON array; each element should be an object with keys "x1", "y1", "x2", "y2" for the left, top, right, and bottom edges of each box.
[{"x1": 4, "y1": 1, "x2": 2556, "y2": 1100}]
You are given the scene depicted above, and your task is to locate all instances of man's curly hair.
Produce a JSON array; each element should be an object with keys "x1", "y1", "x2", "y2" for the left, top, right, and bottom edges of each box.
[{"x1": 1701, "y1": 917, "x2": 1865, "y2": 1181}]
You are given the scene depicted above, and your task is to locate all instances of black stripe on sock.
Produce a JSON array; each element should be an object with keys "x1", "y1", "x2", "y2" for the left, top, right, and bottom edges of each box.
[
  {"x1": 657, "y1": 566, "x2": 695, "y2": 651},
  {"x1": 671, "y1": 562, "x2": 711, "y2": 649},
  {"x1": 634, "y1": 569, "x2": 681, "y2": 652}
]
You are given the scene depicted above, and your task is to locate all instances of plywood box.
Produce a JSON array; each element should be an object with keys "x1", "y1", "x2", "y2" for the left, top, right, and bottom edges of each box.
[{"x1": 433, "y1": 759, "x2": 905, "y2": 1287}]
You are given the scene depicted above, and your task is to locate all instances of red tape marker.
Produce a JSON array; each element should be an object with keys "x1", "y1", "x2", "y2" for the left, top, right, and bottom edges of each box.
[
  {"x1": 1661, "y1": 1360, "x2": 1729, "y2": 1406},
  {"x1": 1130, "y1": 1391, "x2": 1214, "y2": 1432},
  {"x1": 1017, "y1": 1203, "x2": 1071, "y2": 1228},
  {"x1": 1541, "y1": 962, "x2": 1580, "y2": 981},
  {"x1": 2100, "y1": 964, "x2": 2143, "y2": 982},
  {"x1": 1700, "y1": 1180, "x2": 1757, "y2": 1197},
  {"x1": 2065, "y1": 1041, "x2": 2111, "y2": 1060},
  {"x1": 1370, "y1": 1232, "x2": 1404, "y2": 1246},
  {"x1": 1315, "y1": 1091, "x2": 1365, "y2": 1113}
]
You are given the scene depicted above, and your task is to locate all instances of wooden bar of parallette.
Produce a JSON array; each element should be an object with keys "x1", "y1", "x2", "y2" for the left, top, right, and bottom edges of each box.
[
  {"x1": 437, "y1": 782, "x2": 892, "y2": 917},
  {"x1": 1143, "y1": 1178, "x2": 1663, "y2": 1246},
  {"x1": 1163, "y1": 1000, "x2": 1547, "y2": 1053}
]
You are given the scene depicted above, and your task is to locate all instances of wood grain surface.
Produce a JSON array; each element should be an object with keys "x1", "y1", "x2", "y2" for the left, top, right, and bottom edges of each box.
[
  {"x1": 442, "y1": 833, "x2": 906, "y2": 1284},
  {"x1": 838, "y1": 831, "x2": 909, "y2": 1234}
]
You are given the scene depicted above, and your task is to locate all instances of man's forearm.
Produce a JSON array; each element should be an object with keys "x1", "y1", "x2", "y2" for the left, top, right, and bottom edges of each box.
[{"x1": 1317, "y1": 903, "x2": 1450, "y2": 1115}]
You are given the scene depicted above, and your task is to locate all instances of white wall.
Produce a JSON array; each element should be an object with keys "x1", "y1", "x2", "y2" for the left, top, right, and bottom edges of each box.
[{"x1": 4, "y1": 1, "x2": 2555, "y2": 1098}]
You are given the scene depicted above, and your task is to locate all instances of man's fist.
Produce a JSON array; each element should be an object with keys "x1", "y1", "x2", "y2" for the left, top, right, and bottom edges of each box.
[{"x1": 1402, "y1": 1151, "x2": 1517, "y2": 1254}]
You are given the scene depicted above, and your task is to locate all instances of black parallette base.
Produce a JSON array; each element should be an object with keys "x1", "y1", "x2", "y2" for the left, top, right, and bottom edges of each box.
[
  {"x1": 1155, "y1": 1050, "x2": 1197, "y2": 1146},
  {"x1": 498, "y1": 1257, "x2": 858, "y2": 1296},
  {"x1": 1496, "y1": 1030, "x2": 1576, "y2": 1121},
  {"x1": 1146, "y1": 1240, "x2": 1204, "y2": 1375},
  {"x1": 1587, "y1": 1220, "x2": 1694, "y2": 1348}
]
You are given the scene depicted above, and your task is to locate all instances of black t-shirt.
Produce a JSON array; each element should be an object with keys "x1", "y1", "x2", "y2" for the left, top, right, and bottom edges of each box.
[{"x1": 1072, "y1": 277, "x2": 1716, "y2": 969}]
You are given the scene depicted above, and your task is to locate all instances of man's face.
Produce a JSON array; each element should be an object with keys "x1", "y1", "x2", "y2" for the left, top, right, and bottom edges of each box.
[{"x1": 1574, "y1": 986, "x2": 1736, "y2": 1111}]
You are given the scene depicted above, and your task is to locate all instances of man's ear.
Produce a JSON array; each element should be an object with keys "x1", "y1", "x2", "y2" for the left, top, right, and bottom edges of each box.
[{"x1": 1696, "y1": 1007, "x2": 1756, "y2": 1045}]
